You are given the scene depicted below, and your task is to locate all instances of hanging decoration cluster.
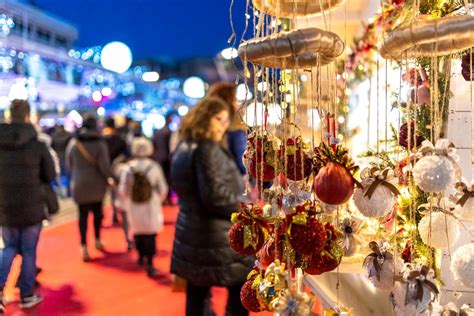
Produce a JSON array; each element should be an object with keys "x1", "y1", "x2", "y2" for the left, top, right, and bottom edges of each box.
[{"x1": 228, "y1": 0, "x2": 474, "y2": 314}]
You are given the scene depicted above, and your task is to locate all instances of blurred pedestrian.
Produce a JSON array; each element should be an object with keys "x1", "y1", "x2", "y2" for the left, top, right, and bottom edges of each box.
[
  {"x1": 207, "y1": 82, "x2": 247, "y2": 175},
  {"x1": 152, "y1": 113, "x2": 173, "y2": 205},
  {"x1": 103, "y1": 117, "x2": 130, "y2": 246},
  {"x1": 51, "y1": 125, "x2": 73, "y2": 196},
  {"x1": 171, "y1": 97, "x2": 252, "y2": 316},
  {"x1": 0, "y1": 100, "x2": 56, "y2": 310},
  {"x1": 118, "y1": 137, "x2": 168, "y2": 277},
  {"x1": 66, "y1": 115, "x2": 111, "y2": 262}
]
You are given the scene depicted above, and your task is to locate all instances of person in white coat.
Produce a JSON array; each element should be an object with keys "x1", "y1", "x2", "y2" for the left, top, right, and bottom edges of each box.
[{"x1": 118, "y1": 137, "x2": 168, "y2": 277}]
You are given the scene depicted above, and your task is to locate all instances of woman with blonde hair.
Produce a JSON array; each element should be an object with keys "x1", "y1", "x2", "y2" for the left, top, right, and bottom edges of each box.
[{"x1": 171, "y1": 97, "x2": 251, "y2": 316}]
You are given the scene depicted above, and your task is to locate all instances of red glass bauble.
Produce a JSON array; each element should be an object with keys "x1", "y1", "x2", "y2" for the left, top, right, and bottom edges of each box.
[{"x1": 313, "y1": 162, "x2": 354, "y2": 205}]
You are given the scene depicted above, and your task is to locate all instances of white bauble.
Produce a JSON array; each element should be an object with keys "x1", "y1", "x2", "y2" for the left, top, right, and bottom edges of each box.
[
  {"x1": 454, "y1": 199, "x2": 474, "y2": 221},
  {"x1": 365, "y1": 255, "x2": 403, "y2": 291},
  {"x1": 418, "y1": 212, "x2": 460, "y2": 249},
  {"x1": 450, "y1": 243, "x2": 474, "y2": 288},
  {"x1": 391, "y1": 280, "x2": 433, "y2": 316},
  {"x1": 353, "y1": 185, "x2": 396, "y2": 218},
  {"x1": 413, "y1": 156, "x2": 455, "y2": 193}
]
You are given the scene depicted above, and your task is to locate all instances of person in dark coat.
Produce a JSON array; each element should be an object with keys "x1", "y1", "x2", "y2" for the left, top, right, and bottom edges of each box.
[
  {"x1": 51, "y1": 124, "x2": 72, "y2": 196},
  {"x1": 152, "y1": 113, "x2": 173, "y2": 204},
  {"x1": 103, "y1": 117, "x2": 130, "y2": 239},
  {"x1": 66, "y1": 115, "x2": 111, "y2": 261},
  {"x1": 207, "y1": 82, "x2": 247, "y2": 175},
  {"x1": 171, "y1": 97, "x2": 252, "y2": 316},
  {"x1": 0, "y1": 100, "x2": 56, "y2": 311}
]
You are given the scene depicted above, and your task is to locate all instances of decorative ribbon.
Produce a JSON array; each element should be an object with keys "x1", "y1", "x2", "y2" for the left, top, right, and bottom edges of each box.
[
  {"x1": 455, "y1": 180, "x2": 474, "y2": 207},
  {"x1": 394, "y1": 265, "x2": 439, "y2": 306},
  {"x1": 286, "y1": 202, "x2": 314, "y2": 236},
  {"x1": 360, "y1": 167, "x2": 401, "y2": 199},
  {"x1": 231, "y1": 203, "x2": 268, "y2": 250},
  {"x1": 417, "y1": 139, "x2": 462, "y2": 181},
  {"x1": 363, "y1": 241, "x2": 393, "y2": 281},
  {"x1": 417, "y1": 196, "x2": 457, "y2": 217}
]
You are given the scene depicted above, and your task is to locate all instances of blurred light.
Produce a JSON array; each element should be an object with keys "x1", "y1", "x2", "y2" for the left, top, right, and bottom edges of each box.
[
  {"x1": 183, "y1": 76, "x2": 206, "y2": 99},
  {"x1": 8, "y1": 82, "x2": 29, "y2": 100},
  {"x1": 101, "y1": 87, "x2": 112, "y2": 97},
  {"x1": 244, "y1": 103, "x2": 281, "y2": 126},
  {"x1": 97, "y1": 107, "x2": 105, "y2": 116},
  {"x1": 92, "y1": 91, "x2": 102, "y2": 102},
  {"x1": 300, "y1": 74, "x2": 308, "y2": 82},
  {"x1": 0, "y1": 96, "x2": 10, "y2": 109},
  {"x1": 307, "y1": 109, "x2": 321, "y2": 127},
  {"x1": 257, "y1": 82, "x2": 268, "y2": 92},
  {"x1": 100, "y1": 41, "x2": 133, "y2": 73},
  {"x1": 142, "y1": 71, "x2": 160, "y2": 82},
  {"x1": 142, "y1": 114, "x2": 166, "y2": 137},
  {"x1": 221, "y1": 47, "x2": 238, "y2": 60},
  {"x1": 66, "y1": 110, "x2": 83, "y2": 126},
  {"x1": 178, "y1": 105, "x2": 189, "y2": 116},
  {"x1": 236, "y1": 83, "x2": 253, "y2": 101},
  {"x1": 338, "y1": 116, "x2": 345, "y2": 124}
]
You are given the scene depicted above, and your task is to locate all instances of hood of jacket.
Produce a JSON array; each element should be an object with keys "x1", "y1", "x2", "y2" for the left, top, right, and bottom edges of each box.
[
  {"x1": 77, "y1": 128, "x2": 101, "y2": 142},
  {"x1": 0, "y1": 123, "x2": 37, "y2": 150}
]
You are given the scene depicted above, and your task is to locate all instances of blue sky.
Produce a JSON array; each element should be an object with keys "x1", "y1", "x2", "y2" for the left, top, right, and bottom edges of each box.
[{"x1": 31, "y1": 0, "x2": 249, "y2": 60}]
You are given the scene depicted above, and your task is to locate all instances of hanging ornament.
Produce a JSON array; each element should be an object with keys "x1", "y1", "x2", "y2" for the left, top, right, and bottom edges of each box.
[
  {"x1": 363, "y1": 241, "x2": 402, "y2": 291},
  {"x1": 417, "y1": 197, "x2": 461, "y2": 250},
  {"x1": 313, "y1": 142, "x2": 359, "y2": 205},
  {"x1": 353, "y1": 167, "x2": 400, "y2": 218},
  {"x1": 390, "y1": 264, "x2": 439, "y2": 316},
  {"x1": 450, "y1": 237, "x2": 474, "y2": 289},
  {"x1": 244, "y1": 131, "x2": 278, "y2": 181},
  {"x1": 306, "y1": 223, "x2": 343, "y2": 275},
  {"x1": 432, "y1": 301, "x2": 474, "y2": 315},
  {"x1": 252, "y1": 0, "x2": 344, "y2": 17},
  {"x1": 461, "y1": 51, "x2": 474, "y2": 81},
  {"x1": 258, "y1": 236, "x2": 283, "y2": 268},
  {"x1": 241, "y1": 270, "x2": 264, "y2": 312},
  {"x1": 453, "y1": 180, "x2": 474, "y2": 221},
  {"x1": 270, "y1": 288, "x2": 313, "y2": 316},
  {"x1": 380, "y1": 15, "x2": 474, "y2": 60},
  {"x1": 413, "y1": 139, "x2": 461, "y2": 193},
  {"x1": 340, "y1": 218, "x2": 359, "y2": 257},
  {"x1": 287, "y1": 203, "x2": 326, "y2": 256},
  {"x1": 238, "y1": 28, "x2": 344, "y2": 69},
  {"x1": 278, "y1": 137, "x2": 312, "y2": 181},
  {"x1": 398, "y1": 121, "x2": 425, "y2": 150},
  {"x1": 257, "y1": 260, "x2": 288, "y2": 311},
  {"x1": 228, "y1": 203, "x2": 266, "y2": 255}
]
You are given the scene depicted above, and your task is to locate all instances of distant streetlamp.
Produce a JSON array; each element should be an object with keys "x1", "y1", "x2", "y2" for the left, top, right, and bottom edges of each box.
[{"x1": 220, "y1": 47, "x2": 238, "y2": 60}]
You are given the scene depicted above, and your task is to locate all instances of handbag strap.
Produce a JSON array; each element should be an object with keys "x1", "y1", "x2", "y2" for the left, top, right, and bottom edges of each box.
[{"x1": 76, "y1": 141, "x2": 97, "y2": 166}]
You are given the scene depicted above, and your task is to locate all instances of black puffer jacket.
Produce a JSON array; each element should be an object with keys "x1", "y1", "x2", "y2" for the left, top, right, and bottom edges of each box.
[
  {"x1": 170, "y1": 140, "x2": 253, "y2": 287},
  {"x1": 0, "y1": 123, "x2": 56, "y2": 227}
]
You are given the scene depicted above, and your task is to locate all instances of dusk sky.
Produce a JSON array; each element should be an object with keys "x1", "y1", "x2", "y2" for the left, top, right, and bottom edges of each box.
[{"x1": 31, "y1": 0, "x2": 249, "y2": 60}]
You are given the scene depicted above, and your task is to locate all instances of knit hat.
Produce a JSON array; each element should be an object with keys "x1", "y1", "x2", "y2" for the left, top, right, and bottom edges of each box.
[{"x1": 131, "y1": 137, "x2": 154, "y2": 158}]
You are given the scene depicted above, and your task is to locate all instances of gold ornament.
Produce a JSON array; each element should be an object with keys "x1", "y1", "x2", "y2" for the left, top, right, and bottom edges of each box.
[
  {"x1": 253, "y1": 0, "x2": 344, "y2": 17},
  {"x1": 238, "y1": 28, "x2": 344, "y2": 69},
  {"x1": 380, "y1": 15, "x2": 474, "y2": 60}
]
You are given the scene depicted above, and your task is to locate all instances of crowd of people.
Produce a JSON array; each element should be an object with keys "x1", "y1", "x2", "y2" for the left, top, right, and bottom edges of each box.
[{"x1": 0, "y1": 82, "x2": 251, "y2": 315}]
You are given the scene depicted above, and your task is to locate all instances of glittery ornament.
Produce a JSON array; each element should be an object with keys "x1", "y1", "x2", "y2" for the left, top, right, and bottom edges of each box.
[
  {"x1": 228, "y1": 223, "x2": 265, "y2": 255},
  {"x1": 363, "y1": 241, "x2": 403, "y2": 291},
  {"x1": 241, "y1": 279, "x2": 263, "y2": 312},
  {"x1": 289, "y1": 215, "x2": 326, "y2": 256},
  {"x1": 278, "y1": 137, "x2": 312, "y2": 181},
  {"x1": 418, "y1": 211, "x2": 460, "y2": 250},
  {"x1": 398, "y1": 121, "x2": 425, "y2": 150},
  {"x1": 450, "y1": 243, "x2": 474, "y2": 289},
  {"x1": 306, "y1": 223, "x2": 342, "y2": 275},
  {"x1": 390, "y1": 265, "x2": 439, "y2": 316},
  {"x1": 413, "y1": 156, "x2": 455, "y2": 193},
  {"x1": 244, "y1": 132, "x2": 278, "y2": 181},
  {"x1": 353, "y1": 167, "x2": 399, "y2": 218},
  {"x1": 453, "y1": 180, "x2": 474, "y2": 221},
  {"x1": 413, "y1": 139, "x2": 459, "y2": 193}
]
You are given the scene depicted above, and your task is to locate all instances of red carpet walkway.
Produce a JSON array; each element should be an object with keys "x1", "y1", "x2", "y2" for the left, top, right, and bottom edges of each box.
[{"x1": 2, "y1": 206, "x2": 273, "y2": 315}]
